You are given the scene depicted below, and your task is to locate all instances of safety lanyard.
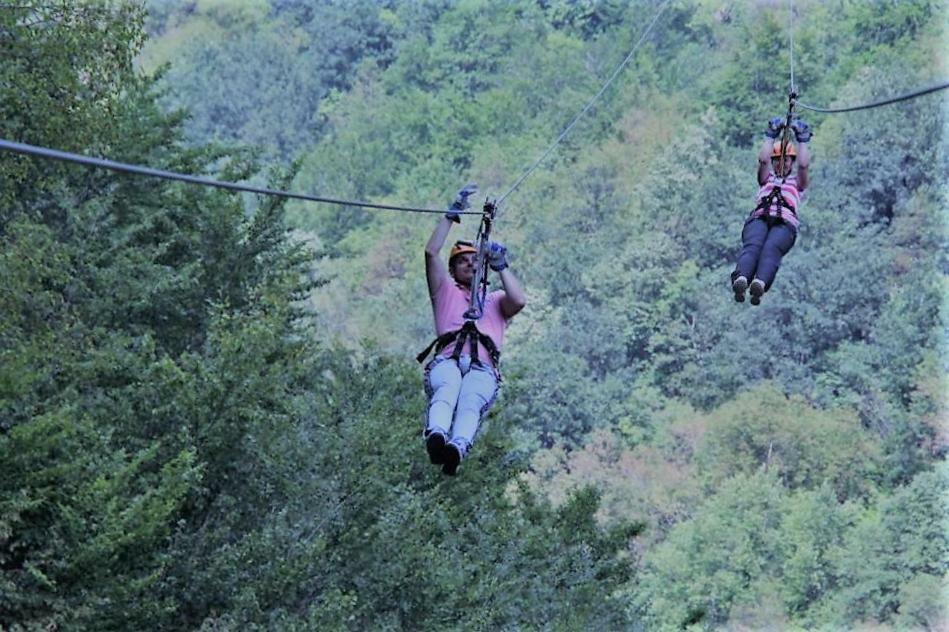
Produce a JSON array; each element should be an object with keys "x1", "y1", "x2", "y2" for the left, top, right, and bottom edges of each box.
[{"x1": 463, "y1": 200, "x2": 497, "y2": 321}]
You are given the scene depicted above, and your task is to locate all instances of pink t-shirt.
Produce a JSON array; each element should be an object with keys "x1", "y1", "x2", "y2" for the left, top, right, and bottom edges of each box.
[
  {"x1": 750, "y1": 173, "x2": 804, "y2": 229},
  {"x1": 431, "y1": 279, "x2": 509, "y2": 366}
]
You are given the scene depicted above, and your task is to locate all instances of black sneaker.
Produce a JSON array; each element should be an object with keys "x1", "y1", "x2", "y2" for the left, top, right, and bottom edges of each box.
[
  {"x1": 425, "y1": 430, "x2": 447, "y2": 465},
  {"x1": 732, "y1": 275, "x2": 748, "y2": 303},
  {"x1": 441, "y1": 442, "x2": 463, "y2": 476},
  {"x1": 749, "y1": 279, "x2": 765, "y2": 306}
]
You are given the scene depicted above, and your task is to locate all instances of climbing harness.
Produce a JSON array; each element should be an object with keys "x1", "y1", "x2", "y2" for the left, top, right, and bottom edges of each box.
[
  {"x1": 753, "y1": 178, "x2": 797, "y2": 221},
  {"x1": 759, "y1": 181, "x2": 795, "y2": 212},
  {"x1": 415, "y1": 320, "x2": 501, "y2": 370}
]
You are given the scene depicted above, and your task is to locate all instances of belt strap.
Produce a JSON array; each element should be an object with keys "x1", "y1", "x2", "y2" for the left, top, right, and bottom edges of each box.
[{"x1": 416, "y1": 321, "x2": 501, "y2": 368}]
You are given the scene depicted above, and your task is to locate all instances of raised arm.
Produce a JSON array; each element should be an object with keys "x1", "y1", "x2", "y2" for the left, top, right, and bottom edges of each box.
[
  {"x1": 794, "y1": 141, "x2": 811, "y2": 191},
  {"x1": 790, "y1": 119, "x2": 812, "y2": 191},
  {"x1": 426, "y1": 184, "x2": 478, "y2": 298},
  {"x1": 486, "y1": 241, "x2": 526, "y2": 319},
  {"x1": 425, "y1": 216, "x2": 453, "y2": 299},
  {"x1": 759, "y1": 117, "x2": 784, "y2": 185}
]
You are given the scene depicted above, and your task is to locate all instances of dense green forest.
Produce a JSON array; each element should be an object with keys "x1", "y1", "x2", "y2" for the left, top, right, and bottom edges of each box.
[{"x1": 2, "y1": 0, "x2": 946, "y2": 629}]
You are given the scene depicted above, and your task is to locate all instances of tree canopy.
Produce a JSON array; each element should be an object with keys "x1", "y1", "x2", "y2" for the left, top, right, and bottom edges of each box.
[{"x1": 2, "y1": 0, "x2": 946, "y2": 628}]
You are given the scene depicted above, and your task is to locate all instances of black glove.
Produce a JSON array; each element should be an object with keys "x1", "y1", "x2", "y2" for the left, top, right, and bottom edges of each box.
[
  {"x1": 764, "y1": 117, "x2": 784, "y2": 139},
  {"x1": 790, "y1": 119, "x2": 812, "y2": 143},
  {"x1": 445, "y1": 183, "x2": 478, "y2": 223}
]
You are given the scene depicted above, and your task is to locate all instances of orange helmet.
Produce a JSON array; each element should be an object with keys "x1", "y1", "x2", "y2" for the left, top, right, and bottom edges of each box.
[
  {"x1": 772, "y1": 141, "x2": 796, "y2": 158},
  {"x1": 449, "y1": 240, "x2": 478, "y2": 261}
]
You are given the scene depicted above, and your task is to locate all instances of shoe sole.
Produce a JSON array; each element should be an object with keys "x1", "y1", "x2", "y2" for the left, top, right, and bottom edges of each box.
[
  {"x1": 732, "y1": 277, "x2": 747, "y2": 303},
  {"x1": 442, "y1": 445, "x2": 461, "y2": 476},
  {"x1": 749, "y1": 282, "x2": 764, "y2": 306},
  {"x1": 426, "y1": 432, "x2": 447, "y2": 465}
]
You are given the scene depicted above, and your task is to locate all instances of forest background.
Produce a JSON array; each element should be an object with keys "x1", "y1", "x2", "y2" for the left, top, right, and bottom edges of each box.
[{"x1": 1, "y1": 0, "x2": 946, "y2": 629}]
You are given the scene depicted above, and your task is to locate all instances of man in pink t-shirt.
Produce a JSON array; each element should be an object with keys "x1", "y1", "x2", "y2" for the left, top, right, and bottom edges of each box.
[{"x1": 419, "y1": 185, "x2": 526, "y2": 475}]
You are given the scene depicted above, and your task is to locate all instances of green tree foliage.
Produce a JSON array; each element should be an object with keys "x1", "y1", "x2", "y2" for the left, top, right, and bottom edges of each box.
[
  {"x1": 0, "y1": 409, "x2": 198, "y2": 627},
  {"x1": 629, "y1": 466, "x2": 948, "y2": 629},
  {"x1": 140, "y1": 0, "x2": 400, "y2": 161},
  {"x1": 517, "y1": 426, "x2": 700, "y2": 539},
  {"x1": 696, "y1": 384, "x2": 881, "y2": 500},
  {"x1": 630, "y1": 472, "x2": 791, "y2": 628},
  {"x1": 4, "y1": 0, "x2": 947, "y2": 628},
  {"x1": 777, "y1": 485, "x2": 859, "y2": 625},
  {"x1": 149, "y1": 354, "x2": 634, "y2": 629},
  {"x1": 540, "y1": 0, "x2": 631, "y2": 39},
  {"x1": 0, "y1": 1, "x2": 146, "y2": 211},
  {"x1": 2, "y1": 2, "x2": 638, "y2": 628},
  {"x1": 815, "y1": 464, "x2": 949, "y2": 627},
  {"x1": 2, "y1": 2, "x2": 319, "y2": 627}
]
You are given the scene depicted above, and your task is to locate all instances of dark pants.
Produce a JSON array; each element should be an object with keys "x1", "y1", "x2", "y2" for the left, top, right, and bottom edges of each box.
[{"x1": 731, "y1": 218, "x2": 797, "y2": 292}]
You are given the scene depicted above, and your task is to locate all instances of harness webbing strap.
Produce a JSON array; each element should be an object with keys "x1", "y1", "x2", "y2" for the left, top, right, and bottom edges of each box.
[
  {"x1": 416, "y1": 321, "x2": 501, "y2": 368},
  {"x1": 416, "y1": 331, "x2": 455, "y2": 364},
  {"x1": 755, "y1": 184, "x2": 796, "y2": 216},
  {"x1": 451, "y1": 323, "x2": 475, "y2": 363}
]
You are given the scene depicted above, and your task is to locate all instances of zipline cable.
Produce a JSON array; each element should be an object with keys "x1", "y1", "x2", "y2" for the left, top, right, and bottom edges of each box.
[
  {"x1": 796, "y1": 80, "x2": 949, "y2": 113},
  {"x1": 495, "y1": 0, "x2": 671, "y2": 207},
  {"x1": 778, "y1": 91, "x2": 796, "y2": 184},
  {"x1": 784, "y1": 1, "x2": 945, "y2": 115},
  {"x1": 0, "y1": 138, "x2": 478, "y2": 215},
  {"x1": 787, "y1": 0, "x2": 796, "y2": 95}
]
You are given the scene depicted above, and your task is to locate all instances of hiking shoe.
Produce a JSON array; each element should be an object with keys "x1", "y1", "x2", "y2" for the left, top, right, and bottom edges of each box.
[
  {"x1": 732, "y1": 275, "x2": 748, "y2": 303},
  {"x1": 441, "y1": 442, "x2": 464, "y2": 476},
  {"x1": 749, "y1": 279, "x2": 765, "y2": 306},
  {"x1": 425, "y1": 429, "x2": 448, "y2": 465}
]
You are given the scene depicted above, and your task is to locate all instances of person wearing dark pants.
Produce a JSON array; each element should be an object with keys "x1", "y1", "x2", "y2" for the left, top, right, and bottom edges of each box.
[
  {"x1": 731, "y1": 116, "x2": 812, "y2": 305},
  {"x1": 734, "y1": 217, "x2": 797, "y2": 293}
]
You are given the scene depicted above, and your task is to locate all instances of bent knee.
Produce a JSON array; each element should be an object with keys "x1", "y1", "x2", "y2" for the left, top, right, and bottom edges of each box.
[{"x1": 457, "y1": 392, "x2": 491, "y2": 410}]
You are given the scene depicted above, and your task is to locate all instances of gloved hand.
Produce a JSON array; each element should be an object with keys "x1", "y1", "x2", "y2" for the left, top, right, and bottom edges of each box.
[
  {"x1": 790, "y1": 118, "x2": 812, "y2": 143},
  {"x1": 487, "y1": 241, "x2": 508, "y2": 272},
  {"x1": 445, "y1": 183, "x2": 478, "y2": 223},
  {"x1": 764, "y1": 117, "x2": 784, "y2": 139}
]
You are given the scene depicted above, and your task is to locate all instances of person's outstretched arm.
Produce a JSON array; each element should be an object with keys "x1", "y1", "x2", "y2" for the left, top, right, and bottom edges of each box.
[
  {"x1": 425, "y1": 216, "x2": 453, "y2": 299},
  {"x1": 759, "y1": 117, "x2": 784, "y2": 185},
  {"x1": 426, "y1": 184, "x2": 477, "y2": 298},
  {"x1": 790, "y1": 119, "x2": 813, "y2": 191}
]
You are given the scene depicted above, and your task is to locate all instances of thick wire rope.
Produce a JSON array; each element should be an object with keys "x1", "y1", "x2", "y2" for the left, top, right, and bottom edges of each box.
[
  {"x1": 797, "y1": 81, "x2": 949, "y2": 113},
  {"x1": 0, "y1": 138, "x2": 478, "y2": 215},
  {"x1": 784, "y1": 1, "x2": 946, "y2": 114},
  {"x1": 495, "y1": 0, "x2": 671, "y2": 207},
  {"x1": 787, "y1": 0, "x2": 796, "y2": 95}
]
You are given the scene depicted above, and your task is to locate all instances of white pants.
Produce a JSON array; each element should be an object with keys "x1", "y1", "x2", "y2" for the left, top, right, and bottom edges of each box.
[{"x1": 424, "y1": 354, "x2": 499, "y2": 450}]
